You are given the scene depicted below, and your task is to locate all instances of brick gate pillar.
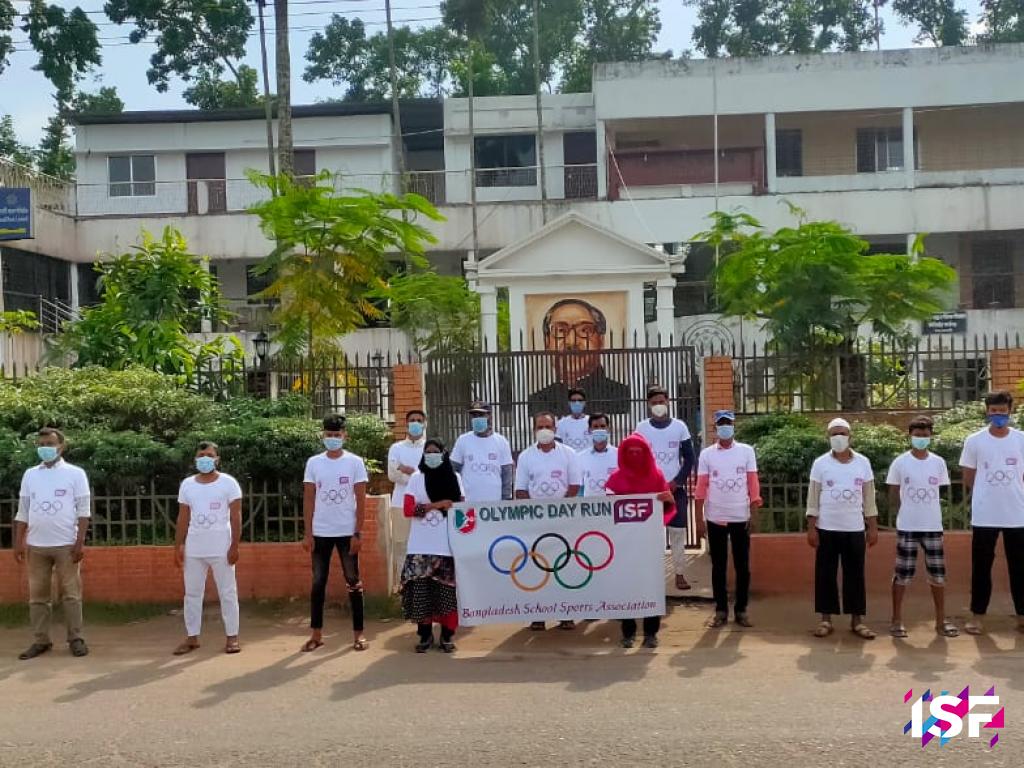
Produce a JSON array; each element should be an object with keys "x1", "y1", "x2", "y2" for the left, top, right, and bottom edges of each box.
[
  {"x1": 990, "y1": 348, "x2": 1024, "y2": 396},
  {"x1": 391, "y1": 362, "x2": 424, "y2": 439},
  {"x1": 703, "y1": 356, "x2": 736, "y2": 438}
]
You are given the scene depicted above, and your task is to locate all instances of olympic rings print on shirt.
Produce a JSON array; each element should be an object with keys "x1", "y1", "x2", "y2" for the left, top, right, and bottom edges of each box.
[
  {"x1": 487, "y1": 531, "x2": 615, "y2": 591},
  {"x1": 713, "y1": 478, "x2": 744, "y2": 493},
  {"x1": 421, "y1": 510, "x2": 444, "y2": 528},
  {"x1": 533, "y1": 479, "x2": 567, "y2": 497},
  {"x1": 192, "y1": 511, "x2": 221, "y2": 529},
  {"x1": 319, "y1": 487, "x2": 350, "y2": 504},
  {"x1": 469, "y1": 462, "x2": 500, "y2": 475},
  {"x1": 985, "y1": 470, "x2": 1014, "y2": 487},
  {"x1": 829, "y1": 488, "x2": 860, "y2": 502},
  {"x1": 907, "y1": 487, "x2": 939, "y2": 504},
  {"x1": 33, "y1": 500, "x2": 63, "y2": 517}
]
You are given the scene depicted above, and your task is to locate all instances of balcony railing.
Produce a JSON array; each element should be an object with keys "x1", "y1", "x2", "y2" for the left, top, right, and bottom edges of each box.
[
  {"x1": 564, "y1": 164, "x2": 598, "y2": 199},
  {"x1": 611, "y1": 147, "x2": 766, "y2": 199}
]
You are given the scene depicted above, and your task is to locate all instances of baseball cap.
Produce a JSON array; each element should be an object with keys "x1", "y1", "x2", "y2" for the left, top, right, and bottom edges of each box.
[
  {"x1": 468, "y1": 401, "x2": 492, "y2": 414},
  {"x1": 713, "y1": 410, "x2": 736, "y2": 423}
]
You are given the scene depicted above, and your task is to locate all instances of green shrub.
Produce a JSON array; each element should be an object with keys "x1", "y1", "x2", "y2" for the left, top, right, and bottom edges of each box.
[
  {"x1": 849, "y1": 424, "x2": 907, "y2": 476},
  {"x1": 214, "y1": 393, "x2": 311, "y2": 422},
  {"x1": 343, "y1": 412, "x2": 393, "y2": 474},
  {"x1": 61, "y1": 430, "x2": 186, "y2": 492},
  {"x1": 754, "y1": 426, "x2": 827, "y2": 477},
  {"x1": 177, "y1": 418, "x2": 321, "y2": 485},
  {"x1": 735, "y1": 413, "x2": 817, "y2": 444}
]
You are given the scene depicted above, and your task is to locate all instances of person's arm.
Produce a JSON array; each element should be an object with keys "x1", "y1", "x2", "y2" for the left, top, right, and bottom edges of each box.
[
  {"x1": 302, "y1": 482, "x2": 316, "y2": 553},
  {"x1": 694, "y1": 452, "x2": 709, "y2": 537},
  {"x1": 449, "y1": 438, "x2": 465, "y2": 474},
  {"x1": 565, "y1": 451, "x2": 581, "y2": 498},
  {"x1": 888, "y1": 484, "x2": 901, "y2": 520},
  {"x1": 863, "y1": 479, "x2": 879, "y2": 547},
  {"x1": 387, "y1": 445, "x2": 406, "y2": 485},
  {"x1": 673, "y1": 437, "x2": 696, "y2": 488},
  {"x1": 960, "y1": 438, "x2": 977, "y2": 492},
  {"x1": 962, "y1": 467, "x2": 976, "y2": 492},
  {"x1": 404, "y1": 493, "x2": 427, "y2": 518},
  {"x1": 13, "y1": 492, "x2": 30, "y2": 563},
  {"x1": 227, "y1": 497, "x2": 242, "y2": 565},
  {"x1": 805, "y1": 479, "x2": 821, "y2": 548},
  {"x1": 502, "y1": 463, "x2": 516, "y2": 501},
  {"x1": 351, "y1": 481, "x2": 367, "y2": 553},
  {"x1": 71, "y1": 470, "x2": 91, "y2": 563},
  {"x1": 174, "y1": 503, "x2": 191, "y2": 568}
]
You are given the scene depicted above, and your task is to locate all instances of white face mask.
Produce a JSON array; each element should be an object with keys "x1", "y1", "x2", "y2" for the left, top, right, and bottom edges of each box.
[
  {"x1": 536, "y1": 428, "x2": 556, "y2": 445},
  {"x1": 651, "y1": 403, "x2": 669, "y2": 419},
  {"x1": 830, "y1": 434, "x2": 850, "y2": 453}
]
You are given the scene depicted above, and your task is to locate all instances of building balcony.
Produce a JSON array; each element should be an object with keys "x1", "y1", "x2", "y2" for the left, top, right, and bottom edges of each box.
[{"x1": 611, "y1": 147, "x2": 766, "y2": 199}]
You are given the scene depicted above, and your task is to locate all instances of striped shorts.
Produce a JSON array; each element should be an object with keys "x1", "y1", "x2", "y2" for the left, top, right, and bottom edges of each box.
[{"x1": 893, "y1": 531, "x2": 946, "y2": 586}]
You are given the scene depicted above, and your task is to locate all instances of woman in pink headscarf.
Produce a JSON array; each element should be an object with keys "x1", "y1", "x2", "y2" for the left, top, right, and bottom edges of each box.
[{"x1": 606, "y1": 433, "x2": 676, "y2": 649}]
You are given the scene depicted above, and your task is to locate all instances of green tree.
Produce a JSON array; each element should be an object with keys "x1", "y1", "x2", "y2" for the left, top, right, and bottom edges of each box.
[
  {"x1": 73, "y1": 85, "x2": 125, "y2": 114},
  {"x1": 52, "y1": 227, "x2": 241, "y2": 380},
  {"x1": 183, "y1": 64, "x2": 263, "y2": 109},
  {"x1": 979, "y1": 0, "x2": 1024, "y2": 41},
  {"x1": 0, "y1": 310, "x2": 39, "y2": 334},
  {"x1": 248, "y1": 171, "x2": 442, "y2": 362},
  {"x1": 892, "y1": 0, "x2": 969, "y2": 45},
  {"x1": 373, "y1": 270, "x2": 480, "y2": 355},
  {"x1": 0, "y1": 114, "x2": 35, "y2": 167},
  {"x1": 561, "y1": 0, "x2": 663, "y2": 93}
]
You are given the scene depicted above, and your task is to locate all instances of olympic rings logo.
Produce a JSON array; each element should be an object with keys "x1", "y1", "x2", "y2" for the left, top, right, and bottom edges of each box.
[
  {"x1": 470, "y1": 462, "x2": 500, "y2": 475},
  {"x1": 422, "y1": 510, "x2": 444, "y2": 528},
  {"x1": 907, "y1": 487, "x2": 938, "y2": 503},
  {"x1": 587, "y1": 477, "x2": 608, "y2": 492},
  {"x1": 985, "y1": 471, "x2": 1014, "y2": 487},
  {"x1": 488, "y1": 531, "x2": 615, "y2": 591},
  {"x1": 319, "y1": 488, "x2": 350, "y2": 504},
  {"x1": 192, "y1": 511, "x2": 221, "y2": 529},
  {"x1": 533, "y1": 479, "x2": 566, "y2": 497},
  {"x1": 33, "y1": 500, "x2": 63, "y2": 517},
  {"x1": 713, "y1": 478, "x2": 744, "y2": 493},
  {"x1": 567, "y1": 437, "x2": 589, "y2": 450},
  {"x1": 655, "y1": 451, "x2": 677, "y2": 465},
  {"x1": 829, "y1": 489, "x2": 860, "y2": 502}
]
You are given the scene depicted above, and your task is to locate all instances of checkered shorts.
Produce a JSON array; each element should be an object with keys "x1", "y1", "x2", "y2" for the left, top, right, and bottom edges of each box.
[{"x1": 893, "y1": 531, "x2": 946, "y2": 586}]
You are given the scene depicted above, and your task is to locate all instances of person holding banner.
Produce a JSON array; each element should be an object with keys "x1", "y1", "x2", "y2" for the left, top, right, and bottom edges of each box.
[
  {"x1": 450, "y1": 402, "x2": 514, "y2": 503},
  {"x1": 636, "y1": 386, "x2": 696, "y2": 591},
  {"x1": 516, "y1": 411, "x2": 582, "y2": 631},
  {"x1": 402, "y1": 439, "x2": 464, "y2": 653},
  {"x1": 606, "y1": 433, "x2": 676, "y2": 648},
  {"x1": 578, "y1": 412, "x2": 618, "y2": 496},
  {"x1": 556, "y1": 388, "x2": 591, "y2": 451}
]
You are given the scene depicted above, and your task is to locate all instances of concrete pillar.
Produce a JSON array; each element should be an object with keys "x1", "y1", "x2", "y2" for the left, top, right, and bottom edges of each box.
[
  {"x1": 479, "y1": 284, "x2": 498, "y2": 353},
  {"x1": 765, "y1": 112, "x2": 777, "y2": 194},
  {"x1": 596, "y1": 120, "x2": 608, "y2": 199},
  {"x1": 907, "y1": 233, "x2": 918, "y2": 261},
  {"x1": 990, "y1": 348, "x2": 1024, "y2": 394},
  {"x1": 656, "y1": 277, "x2": 675, "y2": 346},
  {"x1": 69, "y1": 262, "x2": 80, "y2": 312},
  {"x1": 902, "y1": 107, "x2": 915, "y2": 189},
  {"x1": 391, "y1": 363, "x2": 425, "y2": 439}
]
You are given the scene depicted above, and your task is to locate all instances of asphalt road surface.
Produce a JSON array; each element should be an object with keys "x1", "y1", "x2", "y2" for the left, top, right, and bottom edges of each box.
[{"x1": 0, "y1": 597, "x2": 1020, "y2": 767}]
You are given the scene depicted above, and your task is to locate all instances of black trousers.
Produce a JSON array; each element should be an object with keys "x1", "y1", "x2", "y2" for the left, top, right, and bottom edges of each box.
[
  {"x1": 621, "y1": 616, "x2": 661, "y2": 639},
  {"x1": 310, "y1": 536, "x2": 364, "y2": 631},
  {"x1": 814, "y1": 529, "x2": 867, "y2": 616},
  {"x1": 707, "y1": 521, "x2": 751, "y2": 615},
  {"x1": 971, "y1": 526, "x2": 1024, "y2": 616}
]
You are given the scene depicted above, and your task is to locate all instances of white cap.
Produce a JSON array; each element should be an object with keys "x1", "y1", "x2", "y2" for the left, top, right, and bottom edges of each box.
[{"x1": 827, "y1": 417, "x2": 851, "y2": 432}]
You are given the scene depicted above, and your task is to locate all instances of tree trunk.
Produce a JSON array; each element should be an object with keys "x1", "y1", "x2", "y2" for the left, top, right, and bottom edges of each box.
[
  {"x1": 468, "y1": 42, "x2": 479, "y2": 257},
  {"x1": 274, "y1": 0, "x2": 294, "y2": 177},
  {"x1": 257, "y1": 0, "x2": 277, "y2": 182}
]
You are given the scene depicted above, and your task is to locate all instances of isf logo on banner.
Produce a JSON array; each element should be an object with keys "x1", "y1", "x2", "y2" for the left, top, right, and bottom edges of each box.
[{"x1": 904, "y1": 686, "x2": 1005, "y2": 748}]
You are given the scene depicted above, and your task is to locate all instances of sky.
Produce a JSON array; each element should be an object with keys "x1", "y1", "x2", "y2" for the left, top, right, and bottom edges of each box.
[{"x1": 1, "y1": 0, "x2": 986, "y2": 146}]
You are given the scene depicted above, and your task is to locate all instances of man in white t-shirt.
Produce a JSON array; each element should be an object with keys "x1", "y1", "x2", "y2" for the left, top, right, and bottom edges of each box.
[
  {"x1": 14, "y1": 428, "x2": 91, "y2": 661},
  {"x1": 386, "y1": 409, "x2": 427, "y2": 586},
  {"x1": 173, "y1": 441, "x2": 244, "y2": 655},
  {"x1": 636, "y1": 385, "x2": 696, "y2": 590},
  {"x1": 806, "y1": 418, "x2": 879, "y2": 640},
  {"x1": 887, "y1": 416, "x2": 956, "y2": 639},
  {"x1": 694, "y1": 410, "x2": 762, "y2": 629},
  {"x1": 516, "y1": 411, "x2": 582, "y2": 631},
  {"x1": 577, "y1": 412, "x2": 618, "y2": 497},
  {"x1": 556, "y1": 388, "x2": 591, "y2": 452},
  {"x1": 959, "y1": 390, "x2": 1024, "y2": 636},
  {"x1": 449, "y1": 402, "x2": 514, "y2": 503},
  {"x1": 301, "y1": 413, "x2": 370, "y2": 653}
]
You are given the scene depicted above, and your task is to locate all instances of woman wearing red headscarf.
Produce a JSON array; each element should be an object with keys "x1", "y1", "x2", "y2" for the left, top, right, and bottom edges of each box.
[{"x1": 606, "y1": 433, "x2": 676, "y2": 649}]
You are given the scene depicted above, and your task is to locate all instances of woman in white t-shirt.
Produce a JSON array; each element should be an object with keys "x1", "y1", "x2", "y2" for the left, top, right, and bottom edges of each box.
[{"x1": 402, "y1": 439, "x2": 464, "y2": 653}]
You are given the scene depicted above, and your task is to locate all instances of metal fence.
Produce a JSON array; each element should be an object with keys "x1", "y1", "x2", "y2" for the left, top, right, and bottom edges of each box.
[{"x1": 717, "y1": 334, "x2": 1019, "y2": 415}]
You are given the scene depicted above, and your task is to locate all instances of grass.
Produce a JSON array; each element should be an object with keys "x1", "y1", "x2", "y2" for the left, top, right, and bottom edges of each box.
[{"x1": 0, "y1": 601, "x2": 174, "y2": 629}]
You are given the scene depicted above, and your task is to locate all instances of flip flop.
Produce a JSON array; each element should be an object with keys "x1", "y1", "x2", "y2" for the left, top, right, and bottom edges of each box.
[
  {"x1": 353, "y1": 637, "x2": 369, "y2": 651},
  {"x1": 935, "y1": 621, "x2": 959, "y2": 638},
  {"x1": 813, "y1": 621, "x2": 834, "y2": 638},
  {"x1": 173, "y1": 641, "x2": 200, "y2": 656},
  {"x1": 851, "y1": 623, "x2": 877, "y2": 640},
  {"x1": 705, "y1": 613, "x2": 728, "y2": 629},
  {"x1": 300, "y1": 638, "x2": 324, "y2": 653},
  {"x1": 964, "y1": 621, "x2": 984, "y2": 636},
  {"x1": 889, "y1": 624, "x2": 909, "y2": 639}
]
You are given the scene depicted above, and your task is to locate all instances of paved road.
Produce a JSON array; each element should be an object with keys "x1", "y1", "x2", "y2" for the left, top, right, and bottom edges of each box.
[{"x1": 0, "y1": 598, "x2": 1020, "y2": 767}]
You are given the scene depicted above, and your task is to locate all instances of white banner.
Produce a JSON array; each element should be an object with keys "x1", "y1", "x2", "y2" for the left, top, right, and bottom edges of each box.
[{"x1": 448, "y1": 494, "x2": 666, "y2": 626}]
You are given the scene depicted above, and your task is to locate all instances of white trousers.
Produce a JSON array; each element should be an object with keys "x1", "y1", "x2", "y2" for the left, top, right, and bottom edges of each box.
[
  {"x1": 184, "y1": 555, "x2": 240, "y2": 637},
  {"x1": 668, "y1": 528, "x2": 688, "y2": 576}
]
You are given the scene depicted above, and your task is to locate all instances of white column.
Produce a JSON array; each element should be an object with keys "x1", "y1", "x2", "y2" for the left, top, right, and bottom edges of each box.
[
  {"x1": 69, "y1": 262, "x2": 80, "y2": 312},
  {"x1": 907, "y1": 233, "x2": 918, "y2": 261},
  {"x1": 656, "y1": 277, "x2": 675, "y2": 347},
  {"x1": 596, "y1": 120, "x2": 608, "y2": 199},
  {"x1": 902, "y1": 107, "x2": 915, "y2": 189},
  {"x1": 478, "y1": 284, "x2": 498, "y2": 353},
  {"x1": 764, "y1": 112, "x2": 777, "y2": 194}
]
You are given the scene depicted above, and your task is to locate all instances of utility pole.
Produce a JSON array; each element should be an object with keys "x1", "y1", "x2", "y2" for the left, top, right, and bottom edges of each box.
[
  {"x1": 468, "y1": 43, "x2": 480, "y2": 260},
  {"x1": 533, "y1": 0, "x2": 548, "y2": 223},
  {"x1": 255, "y1": 0, "x2": 277, "y2": 184},
  {"x1": 384, "y1": 0, "x2": 406, "y2": 192}
]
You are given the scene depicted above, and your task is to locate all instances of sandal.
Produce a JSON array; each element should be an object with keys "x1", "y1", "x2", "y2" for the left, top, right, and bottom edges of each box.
[
  {"x1": 734, "y1": 613, "x2": 753, "y2": 628},
  {"x1": 813, "y1": 621, "x2": 834, "y2": 638},
  {"x1": 529, "y1": 622, "x2": 546, "y2": 632},
  {"x1": 415, "y1": 636, "x2": 434, "y2": 653},
  {"x1": 353, "y1": 637, "x2": 369, "y2": 652},
  {"x1": 439, "y1": 641, "x2": 456, "y2": 653},
  {"x1": 173, "y1": 640, "x2": 200, "y2": 656},
  {"x1": 300, "y1": 638, "x2": 324, "y2": 653},
  {"x1": 851, "y1": 623, "x2": 877, "y2": 640},
  {"x1": 225, "y1": 639, "x2": 241, "y2": 654},
  {"x1": 964, "y1": 621, "x2": 984, "y2": 636},
  {"x1": 18, "y1": 642, "x2": 52, "y2": 661},
  {"x1": 936, "y1": 621, "x2": 959, "y2": 638},
  {"x1": 641, "y1": 635, "x2": 659, "y2": 649},
  {"x1": 705, "y1": 613, "x2": 728, "y2": 629},
  {"x1": 558, "y1": 620, "x2": 576, "y2": 631},
  {"x1": 889, "y1": 624, "x2": 909, "y2": 639},
  {"x1": 674, "y1": 575, "x2": 692, "y2": 591},
  {"x1": 621, "y1": 635, "x2": 636, "y2": 649}
]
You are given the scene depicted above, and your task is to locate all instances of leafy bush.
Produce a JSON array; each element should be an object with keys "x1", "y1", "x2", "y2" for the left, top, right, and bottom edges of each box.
[
  {"x1": 62, "y1": 430, "x2": 186, "y2": 492},
  {"x1": 734, "y1": 413, "x2": 816, "y2": 444},
  {"x1": 214, "y1": 393, "x2": 311, "y2": 422},
  {"x1": 177, "y1": 418, "x2": 321, "y2": 485},
  {"x1": 343, "y1": 412, "x2": 393, "y2": 473},
  {"x1": 848, "y1": 424, "x2": 907, "y2": 476},
  {"x1": 753, "y1": 426, "x2": 827, "y2": 477}
]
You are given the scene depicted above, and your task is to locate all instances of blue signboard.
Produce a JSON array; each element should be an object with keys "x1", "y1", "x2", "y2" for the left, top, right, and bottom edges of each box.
[{"x1": 0, "y1": 187, "x2": 32, "y2": 241}]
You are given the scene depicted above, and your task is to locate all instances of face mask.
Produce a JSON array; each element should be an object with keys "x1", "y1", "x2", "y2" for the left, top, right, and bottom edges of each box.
[
  {"x1": 471, "y1": 416, "x2": 489, "y2": 434},
  {"x1": 716, "y1": 424, "x2": 735, "y2": 441},
  {"x1": 987, "y1": 414, "x2": 1011, "y2": 429},
  {"x1": 37, "y1": 446, "x2": 59, "y2": 463},
  {"x1": 569, "y1": 401, "x2": 585, "y2": 416},
  {"x1": 651, "y1": 403, "x2": 669, "y2": 419},
  {"x1": 423, "y1": 453, "x2": 444, "y2": 469},
  {"x1": 408, "y1": 421, "x2": 425, "y2": 438},
  {"x1": 591, "y1": 429, "x2": 609, "y2": 445},
  {"x1": 323, "y1": 437, "x2": 344, "y2": 451},
  {"x1": 536, "y1": 428, "x2": 555, "y2": 445},
  {"x1": 195, "y1": 456, "x2": 217, "y2": 474},
  {"x1": 830, "y1": 434, "x2": 850, "y2": 453},
  {"x1": 910, "y1": 436, "x2": 931, "y2": 451}
]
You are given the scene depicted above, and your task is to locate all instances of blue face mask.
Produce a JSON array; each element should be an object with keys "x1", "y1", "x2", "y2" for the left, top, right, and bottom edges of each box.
[
  {"x1": 323, "y1": 437, "x2": 344, "y2": 451},
  {"x1": 408, "y1": 421, "x2": 425, "y2": 438},
  {"x1": 37, "y1": 446, "x2": 59, "y2": 463},
  {"x1": 988, "y1": 414, "x2": 1011, "y2": 429},
  {"x1": 471, "y1": 416, "x2": 489, "y2": 434},
  {"x1": 716, "y1": 424, "x2": 735, "y2": 441},
  {"x1": 591, "y1": 429, "x2": 609, "y2": 445},
  {"x1": 910, "y1": 436, "x2": 931, "y2": 451},
  {"x1": 423, "y1": 452, "x2": 444, "y2": 469},
  {"x1": 195, "y1": 456, "x2": 217, "y2": 474},
  {"x1": 569, "y1": 401, "x2": 585, "y2": 416}
]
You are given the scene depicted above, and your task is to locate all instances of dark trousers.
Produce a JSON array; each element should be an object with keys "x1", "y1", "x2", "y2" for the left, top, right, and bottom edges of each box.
[
  {"x1": 707, "y1": 521, "x2": 751, "y2": 615},
  {"x1": 621, "y1": 616, "x2": 661, "y2": 639},
  {"x1": 310, "y1": 536, "x2": 364, "y2": 631},
  {"x1": 814, "y1": 529, "x2": 867, "y2": 616},
  {"x1": 971, "y1": 526, "x2": 1024, "y2": 616}
]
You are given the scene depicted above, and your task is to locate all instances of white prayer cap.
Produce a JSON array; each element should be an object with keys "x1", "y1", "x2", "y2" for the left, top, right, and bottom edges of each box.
[{"x1": 827, "y1": 417, "x2": 851, "y2": 432}]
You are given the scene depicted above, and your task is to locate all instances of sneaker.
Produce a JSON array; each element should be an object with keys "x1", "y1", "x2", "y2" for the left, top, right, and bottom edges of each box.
[
  {"x1": 621, "y1": 635, "x2": 636, "y2": 649},
  {"x1": 415, "y1": 636, "x2": 434, "y2": 653},
  {"x1": 558, "y1": 620, "x2": 576, "y2": 631},
  {"x1": 529, "y1": 621, "x2": 546, "y2": 632},
  {"x1": 439, "y1": 641, "x2": 456, "y2": 653},
  {"x1": 641, "y1": 635, "x2": 659, "y2": 649},
  {"x1": 69, "y1": 638, "x2": 89, "y2": 657},
  {"x1": 674, "y1": 574, "x2": 691, "y2": 591}
]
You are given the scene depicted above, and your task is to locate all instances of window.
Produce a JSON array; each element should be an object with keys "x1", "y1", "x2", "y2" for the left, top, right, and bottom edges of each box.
[
  {"x1": 246, "y1": 263, "x2": 275, "y2": 304},
  {"x1": 293, "y1": 149, "x2": 316, "y2": 184},
  {"x1": 109, "y1": 155, "x2": 156, "y2": 197},
  {"x1": 474, "y1": 134, "x2": 537, "y2": 187},
  {"x1": 971, "y1": 240, "x2": 1015, "y2": 309},
  {"x1": 856, "y1": 128, "x2": 917, "y2": 173},
  {"x1": 775, "y1": 129, "x2": 803, "y2": 177},
  {"x1": 673, "y1": 244, "x2": 717, "y2": 317}
]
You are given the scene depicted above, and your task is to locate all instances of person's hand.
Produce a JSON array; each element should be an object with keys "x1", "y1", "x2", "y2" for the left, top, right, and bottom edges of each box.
[
  {"x1": 301, "y1": 534, "x2": 313, "y2": 554},
  {"x1": 656, "y1": 490, "x2": 673, "y2": 505},
  {"x1": 71, "y1": 543, "x2": 85, "y2": 564},
  {"x1": 866, "y1": 527, "x2": 879, "y2": 548},
  {"x1": 750, "y1": 498, "x2": 764, "y2": 510},
  {"x1": 401, "y1": 464, "x2": 416, "y2": 475},
  {"x1": 668, "y1": 481, "x2": 679, "y2": 493},
  {"x1": 227, "y1": 544, "x2": 239, "y2": 565},
  {"x1": 806, "y1": 525, "x2": 819, "y2": 549},
  {"x1": 349, "y1": 535, "x2": 362, "y2": 555},
  {"x1": 695, "y1": 518, "x2": 706, "y2": 540},
  {"x1": 431, "y1": 500, "x2": 453, "y2": 511},
  {"x1": 174, "y1": 544, "x2": 185, "y2": 569},
  {"x1": 13, "y1": 542, "x2": 26, "y2": 565}
]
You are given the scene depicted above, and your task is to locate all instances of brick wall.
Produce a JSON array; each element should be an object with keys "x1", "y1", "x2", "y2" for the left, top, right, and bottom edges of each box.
[
  {"x1": 702, "y1": 356, "x2": 736, "y2": 438},
  {"x1": 391, "y1": 362, "x2": 424, "y2": 440},
  {"x1": 989, "y1": 348, "x2": 1024, "y2": 396}
]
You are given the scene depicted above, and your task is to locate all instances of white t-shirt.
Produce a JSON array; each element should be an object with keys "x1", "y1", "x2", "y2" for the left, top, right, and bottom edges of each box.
[
  {"x1": 556, "y1": 415, "x2": 591, "y2": 452},
  {"x1": 515, "y1": 442, "x2": 582, "y2": 499},
  {"x1": 578, "y1": 446, "x2": 619, "y2": 497},
  {"x1": 388, "y1": 438, "x2": 426, "y2": 507},
  {"x1": 178, "y1": 473, "x2": 243, "y2": 558},
  {"x1": 959, "y1": 428, "x2": 1024, "y2": 528},
  {"x1": 886, "y1": 451, "x2": 950, "y2": 532},
  {"x1": 403, "y1": 471, "x2": 465, "y2": 556},
  {"x1": 16, "y1": 460, "x2": 91, "y2": 548},
  {"x1": 303, "y1": 451, "x2": 369, "y2": 536},
  {"x1": 635, "y1": 418, "x2": 691, "y2": 484},
  {"x1": 809, "y1": 451, "x2": 875, "y2": 532},
  {"x1": 698, "y1": 441, "x2": 758, "y2": 523},
  {"x1": 450, "y1": 431, "x2": 513, "y2": 502}
]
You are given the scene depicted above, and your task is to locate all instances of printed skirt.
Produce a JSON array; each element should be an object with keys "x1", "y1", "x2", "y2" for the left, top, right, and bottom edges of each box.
[{"x1": 400, "y1": 554, "x2": 458, "y2": 622}]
